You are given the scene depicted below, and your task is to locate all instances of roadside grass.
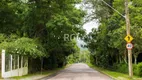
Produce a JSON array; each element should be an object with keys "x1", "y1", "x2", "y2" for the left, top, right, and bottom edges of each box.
[
  {"x1": 7, "y1": 64, "x2": 71, "y2": 80},
  {"x1": 13, "y1": 68, "x2": 63, "y2": 79},
  {"x1": 8, "y1": 68, "x2": 62, "y2": 80},
  {"x1": 88, "y1": 63, "x2": 142, "y2": 80}
]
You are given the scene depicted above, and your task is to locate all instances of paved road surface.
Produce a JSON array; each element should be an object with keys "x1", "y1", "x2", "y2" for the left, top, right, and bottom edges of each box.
[{"x1": 40, "y1": 63, "x2": 112, "y2": 80}]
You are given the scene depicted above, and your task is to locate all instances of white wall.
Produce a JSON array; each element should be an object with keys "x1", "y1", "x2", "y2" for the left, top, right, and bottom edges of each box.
[
  {"x1": 2, "y1": 67, "x2": 28, "y2": 78},
  {"x1": 1, "y1": 50, "x2": 28, "y2": 78}
]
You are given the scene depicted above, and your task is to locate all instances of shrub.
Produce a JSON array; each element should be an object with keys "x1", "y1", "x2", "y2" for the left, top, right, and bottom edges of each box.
[
  {"x1": 133, "y1": 64, "x2": 137, "y2": 75},
  {"x1": 112, "y1": 63, "x2": 128, "y2": 73},
  {"x1": 0, "y1": 37, "x2": 45, "y2": 58},
  {"x1": 136, "y1": 62, "x2": 142, "y2": 76},
  {"x1": 116, "y1": 63, "x2": 128, "y2": 73}
]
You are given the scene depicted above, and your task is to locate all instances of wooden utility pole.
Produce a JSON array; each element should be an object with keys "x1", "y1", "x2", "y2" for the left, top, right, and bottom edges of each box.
[
  {"x1": 101, "y1": 0, "x2": 133, "y2": 77},
  {"x1": 125, "y1": 0, "x2": 133, "y2": 78}
]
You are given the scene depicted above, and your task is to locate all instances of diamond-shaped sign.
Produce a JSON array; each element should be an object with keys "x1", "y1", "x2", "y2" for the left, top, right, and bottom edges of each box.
[{"x1": 124, "y1": 35, "x2": 133, "y2": 43}]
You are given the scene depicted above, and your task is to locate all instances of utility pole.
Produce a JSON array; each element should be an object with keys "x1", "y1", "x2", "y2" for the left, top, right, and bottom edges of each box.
[
  {"x1": 101, "y1": 0, "x2": 133, "y2": 78},
  {"x1": 125, "y1": 0, "x2": 133, "y2": 78}
]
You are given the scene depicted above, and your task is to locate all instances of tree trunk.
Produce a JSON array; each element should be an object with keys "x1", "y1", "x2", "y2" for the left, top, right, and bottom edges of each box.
[
  {"x1": 134, "y1": 55, "x2": 137, "y2": 64},
  {"x1": 124, "y1": 50, "x2": 127, "y2": 64},
  {"x1": 117, "y1": 55, "x2": 119, "y2": 63},
  {"x1": 119, "y1": 55, "x2": 122, "y2": 63},
  {"x1": 96, "y1": 56, "x2": 98, "y2": 65}
]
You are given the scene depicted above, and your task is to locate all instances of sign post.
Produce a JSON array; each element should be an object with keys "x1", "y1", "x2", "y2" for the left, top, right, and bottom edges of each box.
[
  {"x1": 101, "y1": 0, "x2": 134, "y2": 78},
  {"x1": 125, "y1": 0, "x2": 133, "y2": 78}
]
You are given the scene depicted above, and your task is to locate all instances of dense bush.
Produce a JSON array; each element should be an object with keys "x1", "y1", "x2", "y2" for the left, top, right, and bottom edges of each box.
[
  {"x1": 66, "y1": 53, "x2": 80, "y2": 64},
  {"x1": 112, "y1": 63, "x2": 142, "y2": 77},
  {"x1": 133, "y1": 64, "x2": 137, "y2": 75},
  {"x1": 135, "y1": 62, "x2": 142, "y2": 76},
  {"x1": 113, "y1": 63, "x2": 128, "y2": 73},
  {"x1": 0, "y1": 37, "x2": 45, "y2": 58},
  {"x1": 66, "y1": 50, "x2": 91, "y2": 64}
]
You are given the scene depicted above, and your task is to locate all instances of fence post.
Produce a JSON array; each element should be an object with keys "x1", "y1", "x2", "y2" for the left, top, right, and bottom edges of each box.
[
  {"x1": 21, "y1": 56, "x2": 23, "y2": 76},
  {"x1": 10, "y1": 54, "x2": 12, "y2": 76},
  {"x1": 18, "y1": 55, "x2": 19, "y2": 76},
  {"x1": 2, "y1": 49, "x2": 5, "y2": 77}
]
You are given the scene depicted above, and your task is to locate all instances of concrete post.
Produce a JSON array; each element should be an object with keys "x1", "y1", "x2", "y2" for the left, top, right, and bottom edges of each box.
[{"x1": 2, "y1": 49, "x2": 5, "y2": 77}]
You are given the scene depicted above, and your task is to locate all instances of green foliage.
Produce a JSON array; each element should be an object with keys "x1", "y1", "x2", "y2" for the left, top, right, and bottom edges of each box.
[
  {"x1": 0, "y1": 0, "x2": 85, "y2": 71},
  {"x1": 66, "y1": 50, "x2": 91, "y2": 64},
  {"x1": 0, "y1": 37, "x2": 45, "y2": 58},
  {"x1": 84, "y1": 0, "x2": 142, "y2": 70},
  {"x1": 104, "y1": 63, "x2": 142, "y2": 77},
  {"x1": 114, "y1": 63, "x2": 128, "y2": 73},
  {"x1": 135, "y1": 62, "x2": 142, "y2": 76},
  {"x1": 133, "y1": 64, "x2": 137, "y2": 75},
  {"x1": 110, "y1": 62, "x2": 142, "y2": 77},
  {"x1": 79, "y1": 50, "x2": 90, "y2": 63},
  {"x1": 0, "y1": 34, "x2": 5, "y2": 43},
  {"x1": 67, "y1": 53, "x2": 79, "y2": 64}
]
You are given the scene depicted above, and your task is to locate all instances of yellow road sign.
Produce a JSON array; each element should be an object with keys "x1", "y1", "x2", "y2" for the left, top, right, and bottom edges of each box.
[{"x1": 124, "y1": 35, "x2": 133, "y2": 43}]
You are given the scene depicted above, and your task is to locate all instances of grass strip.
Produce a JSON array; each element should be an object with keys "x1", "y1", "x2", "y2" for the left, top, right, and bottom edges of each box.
[
  {"x1": 88, "y1": 63, "x2": 142, "y2": 80},
  {"x1": 7, "y1": 64, "x2": 71, "y2": 80}
]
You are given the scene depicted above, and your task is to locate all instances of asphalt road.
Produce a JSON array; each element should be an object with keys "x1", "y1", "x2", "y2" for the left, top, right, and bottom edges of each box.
[{"x1": 40, "y1": 63, "x2": 112, "y2": 80}]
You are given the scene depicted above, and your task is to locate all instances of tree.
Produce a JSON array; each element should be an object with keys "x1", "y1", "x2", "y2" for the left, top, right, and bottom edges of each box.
[
  {"x1": 0, "y1": 0, "x2": 86, "y2": 71},
  {"x1": 84, "y1": 0, "x2": 142, "y2": 68}
]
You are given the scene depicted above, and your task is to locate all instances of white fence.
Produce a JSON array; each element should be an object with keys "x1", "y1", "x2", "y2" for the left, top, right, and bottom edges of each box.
[{"x1": 1, "y1": 50, "x2": 28, "y2": 78}]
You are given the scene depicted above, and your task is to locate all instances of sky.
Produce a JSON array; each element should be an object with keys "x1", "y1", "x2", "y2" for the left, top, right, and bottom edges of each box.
[
  {"x1": 83, "y1": 21, "x2": 99, "y2": 34},
  {"x1": 75, "y1": 2, "x2": 100, "y2": 50},
  {"x1": 75, "y1": 3, "x2": 99, "y2": 34},
  {"x1": 77, "y1": 20, "x2": 99, "y2": 50}
]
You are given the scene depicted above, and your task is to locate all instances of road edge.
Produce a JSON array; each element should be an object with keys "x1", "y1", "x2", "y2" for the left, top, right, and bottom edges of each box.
[{"x1": 87, "y1": 63, "x2": 116, "y2": 80}]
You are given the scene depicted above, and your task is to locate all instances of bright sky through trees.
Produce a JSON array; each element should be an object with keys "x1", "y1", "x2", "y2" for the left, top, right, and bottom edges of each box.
[
  {"x1": 75, "y1": 3, "x2": 99, "y2": 34},
  {"x1": 83, "y1": 21, "x2": 99, "y2": 34}
]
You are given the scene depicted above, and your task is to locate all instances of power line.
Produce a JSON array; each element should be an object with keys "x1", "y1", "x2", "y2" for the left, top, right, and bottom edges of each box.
[{"x1": 101, "y1": 0, "x2": 125, "y2": 18}]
